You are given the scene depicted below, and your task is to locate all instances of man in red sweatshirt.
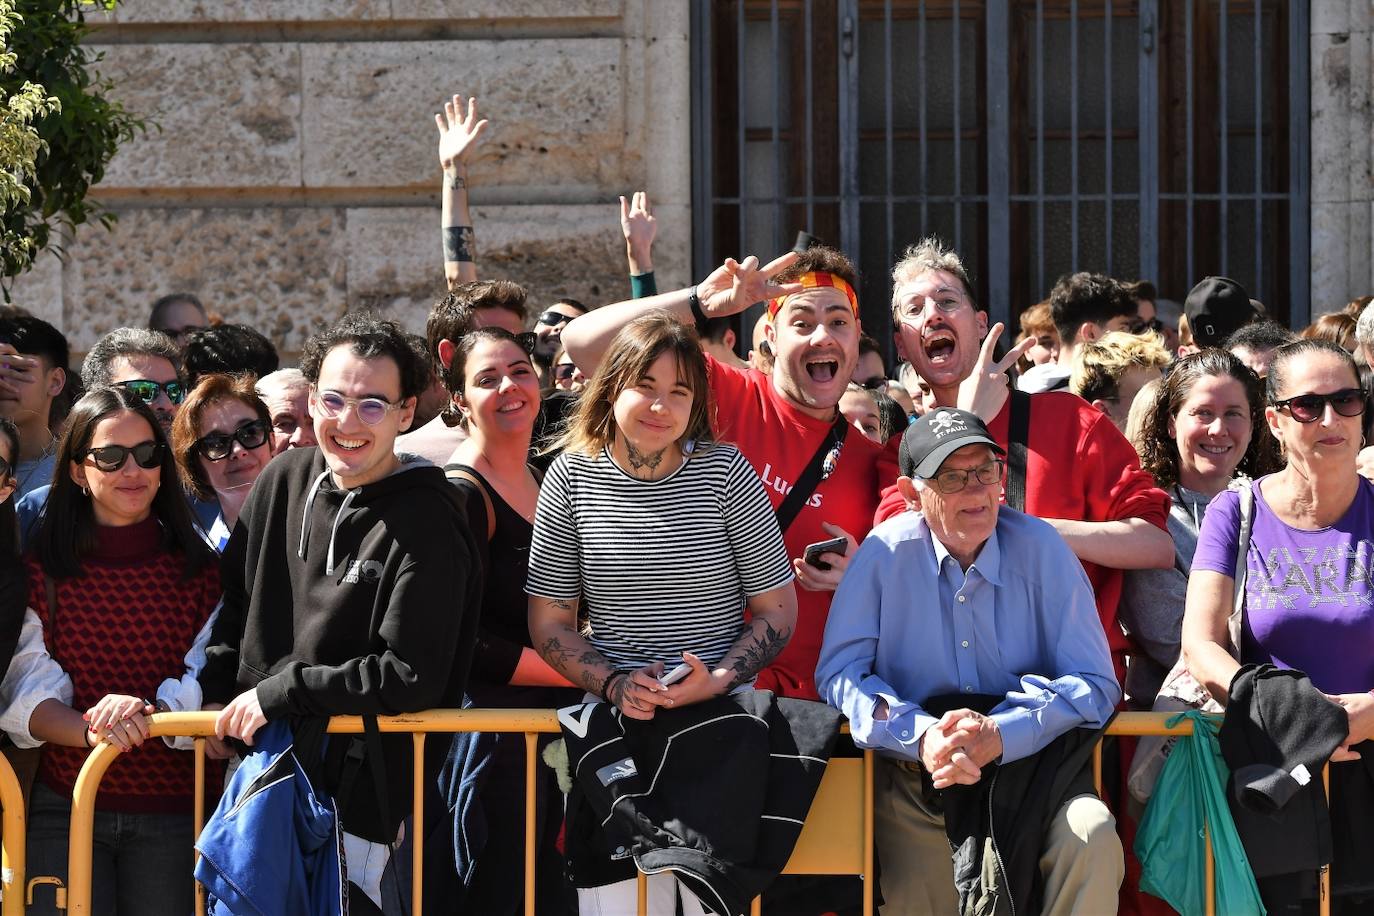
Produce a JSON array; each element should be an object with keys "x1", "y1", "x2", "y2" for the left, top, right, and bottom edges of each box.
[{"x1": 877, "y1": 238, "x2": 1172, "y2": 684}]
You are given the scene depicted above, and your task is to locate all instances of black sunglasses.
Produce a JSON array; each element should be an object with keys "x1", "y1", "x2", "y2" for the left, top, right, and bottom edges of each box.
[
  {"x1": 553, "y1": 363, "x2": 577, "y2": 381},
  {"x1": 535, "y1": 310, "x2": 577, "y2": 327},
  {"x1": 856, "y1": 376, "x2": 888, "y2": 391},
  {"x1": 85, "y1": 440, "x2": 165, "y2": 472},
  {"x1": 119, "y1": 378, "x2": 185, "y2": 406},
  {"x1": 196, "y1": 419, "x2": 270, "y2": 461},
  {"x1": 1270, "y1": 388, "x2": 1367, "y2": 423}
]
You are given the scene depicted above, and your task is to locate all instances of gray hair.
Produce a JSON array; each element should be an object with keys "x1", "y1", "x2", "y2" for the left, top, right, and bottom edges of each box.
[
  {"x1": 1356, "y1": 302, "x2": 1374, "y2": 348},
  {"x1": 889, "y1": 237, "x2": 978, "y2": 318},
  {"x1": 81, "y1": 328, "x2": 183, "y2": 390},
  {"x1": 256, "y1": 367, "x2": 309, "y2": 398}
]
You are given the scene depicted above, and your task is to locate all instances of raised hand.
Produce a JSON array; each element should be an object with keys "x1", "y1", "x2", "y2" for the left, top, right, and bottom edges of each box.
[
  {"x1": 620, "y1": 191, "x2": 657, "y2": 252},
  {"x1": 695, "y1": 252, "x2": 805, "y2": 319},
  {"x1": 435, "y1": 93, "x2": 489, "y2": 173},
  {"x1": 956, "y1": 322, "x2": 1033, "y2": 421}
]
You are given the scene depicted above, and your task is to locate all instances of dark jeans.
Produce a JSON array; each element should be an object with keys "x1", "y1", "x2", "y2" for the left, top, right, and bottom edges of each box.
[{"x1": 27, "y1": 781, "x2": 194, "y2": 916}]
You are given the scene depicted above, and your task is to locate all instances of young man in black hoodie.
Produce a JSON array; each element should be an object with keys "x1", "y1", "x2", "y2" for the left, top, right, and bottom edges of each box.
[{"x1": 200, "y1": 313, "x2": 480, "y2": 912}]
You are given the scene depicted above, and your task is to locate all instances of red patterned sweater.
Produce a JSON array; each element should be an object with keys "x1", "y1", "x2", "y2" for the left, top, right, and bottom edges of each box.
[{"x1": 30, "y1": 517, "x2": 221, "y2": 814}]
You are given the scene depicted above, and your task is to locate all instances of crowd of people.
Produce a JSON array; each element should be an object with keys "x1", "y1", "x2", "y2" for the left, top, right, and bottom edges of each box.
[{"x1": 0, "y1": 91, "x2": 1367, "y2": 916}]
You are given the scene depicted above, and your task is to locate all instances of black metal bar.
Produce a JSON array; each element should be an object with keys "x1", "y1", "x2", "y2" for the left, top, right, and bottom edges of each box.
[
  {"x1": 1288, "y1": 0, "x2": 1311, "y2": 326},
  {"x1": 986, "y1": 0, "x2": 1011, "y2": 327},
  {"x1": 689, "y1": 0, "x2": 714, "y2": 280},
  {"x1": 1185, "y1": 0, "x2": 1194, "y2": 285},
  {"x1": 1036, "y1": 0, "x2": 1045, "y2": 294},
  {"x1": 1254, "y1": 0, "x2": 1263, "y2": 301},
  {"x1": 919, "y1": 0, "x2": 929, "y2": 229},
  {"x1": 1070, "y1": 0, "x2": 1079, "y2": 269},
  {"x1": 1219, "y1": 0, "x2": 1229, "y2": 274},
  {"x1": 1139, "y1": 0, "x2": 1159, "y2": 288},
  {"x1": 838, "y1": 0, "x2": 860, "y2": 259},
  {"x1": 772, "y1": 0, "x2": 783, "y2": 255},
  {"x1": 953, "y1": 0, "x2": 963, "y2": 248},
  {"x1": 1104, "y1": 0, "x2": 1114, "y2": 273},
  {"x1": 805, "y1": 0, "x2": 815, "y2": 233},
  {"x1": 885, "y1": 0, "x2": 895, "y2": 276},
  {"x1": 737, "y1": 0, "x2": 747, "y2": 255}
]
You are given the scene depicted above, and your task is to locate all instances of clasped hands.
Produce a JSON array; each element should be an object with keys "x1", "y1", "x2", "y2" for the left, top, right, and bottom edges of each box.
[{"x1": 918, "y1": 708, "x2": 1004, "y2": 789}]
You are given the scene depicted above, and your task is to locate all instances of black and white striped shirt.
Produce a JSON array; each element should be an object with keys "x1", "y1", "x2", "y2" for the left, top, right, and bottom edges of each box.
[{"x1": 526, "y1": 443, "x2": 794, "y2": 670}]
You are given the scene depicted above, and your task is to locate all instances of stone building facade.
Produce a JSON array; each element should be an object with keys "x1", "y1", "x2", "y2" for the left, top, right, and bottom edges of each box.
[
  {"x1": 10, "y1": 1, "x2": 692, "y2": 353},
  {"x1": 6, "y1": 1, "x2": 1372, "y2": 351}
]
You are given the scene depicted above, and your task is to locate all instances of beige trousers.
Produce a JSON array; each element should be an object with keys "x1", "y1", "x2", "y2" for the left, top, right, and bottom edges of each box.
[{"x1": 875, "y1": 757, "x2": 1123, "y2": 916}]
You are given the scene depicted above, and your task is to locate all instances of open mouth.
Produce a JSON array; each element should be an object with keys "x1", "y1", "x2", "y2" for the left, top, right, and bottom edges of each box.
[
  {"x1": 923, "y1": 331, "x2": 957, "y2": 364},
  {"x1": 805, "y1": 359, "x2": 840, "y2": 383},
  {"x1": 497, "y1": 400, "x2": 526, "y2": 414},
  {"x1": 331, "y1": 435, "x2": 367, "y2": 451}
]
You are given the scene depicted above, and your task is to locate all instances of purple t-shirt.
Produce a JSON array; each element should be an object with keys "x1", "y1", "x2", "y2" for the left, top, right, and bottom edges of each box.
[{"x1": 1193, "y1": 476, "x2": 1374, "y2": 694}]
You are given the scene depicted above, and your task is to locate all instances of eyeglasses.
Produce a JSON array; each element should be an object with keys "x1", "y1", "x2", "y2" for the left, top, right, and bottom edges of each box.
[
  {"x1": 312, "y1": 390, "x2": 406, "y2": 427},
  {"x1": 536, "y1": 310, "x2": 578, "y2": 327},
  {"x1": 119, "y1": 379, "x2": 185, "y2": 406},
  {"x1": 85, "y1": 440, "x2": 165, "y2": 472},
  {"x1": 925, "y1": 459, "x2": 1005, "y2": 495},
  {"x1": 1270, "y1": 388, "x2": 1367, "y2": 423},
  {"x1": 196, "y1": 419, "x2": 270, "y2": 461},
  {"x1": 896, "y1": 288, "x2": 969, "y2": 325},
  {"x1": 553, "y1": 363, "x2": 578, "y2": 381}
]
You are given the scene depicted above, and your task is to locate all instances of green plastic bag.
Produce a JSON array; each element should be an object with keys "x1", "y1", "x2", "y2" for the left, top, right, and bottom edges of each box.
[{"x1": 1135, "y1": 710, "x2": 1265, "y2": 915}]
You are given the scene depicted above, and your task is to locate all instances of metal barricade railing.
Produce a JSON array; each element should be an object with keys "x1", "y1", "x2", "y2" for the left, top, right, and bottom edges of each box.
[
  {"x1": 55, "y1": 709, "x2": 1330, "y2": 916},
  {"x1": 0, "y1": 751, "x2": 26, "y2": 916}
]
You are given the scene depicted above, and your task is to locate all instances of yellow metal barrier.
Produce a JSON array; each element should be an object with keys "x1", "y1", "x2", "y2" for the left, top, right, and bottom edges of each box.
[
  {"x1": 0, "y1": 751, "x2": 26, "y2": 916},
  {"x1": 57, "y1": 709, "x2": 1332, "y2": 916}
]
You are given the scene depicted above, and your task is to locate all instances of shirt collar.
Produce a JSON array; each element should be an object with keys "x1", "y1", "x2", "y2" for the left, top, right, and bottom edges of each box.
[{"x1": 927, "y1": 520, "x2": 1003, "y2": 587}]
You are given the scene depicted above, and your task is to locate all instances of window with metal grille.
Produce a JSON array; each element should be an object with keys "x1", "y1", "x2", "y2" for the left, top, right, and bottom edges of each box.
[{"x1": 691, "y1": 0, "x2": 1310, "y2": 364}]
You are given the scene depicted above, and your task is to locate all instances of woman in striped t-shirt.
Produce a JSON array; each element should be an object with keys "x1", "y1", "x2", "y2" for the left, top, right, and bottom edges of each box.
[{"x1": 527, "y1": 312, "x2": 797, "y2": 911}]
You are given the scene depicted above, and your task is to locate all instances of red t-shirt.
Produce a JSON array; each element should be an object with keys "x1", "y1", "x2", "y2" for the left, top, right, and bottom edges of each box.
[
  {"x1": 708, "y1": 357, "x2": 899, "y2": 699},
  {"x1": 875, "y1": 391, "x2": 1169, "y2": 682}
]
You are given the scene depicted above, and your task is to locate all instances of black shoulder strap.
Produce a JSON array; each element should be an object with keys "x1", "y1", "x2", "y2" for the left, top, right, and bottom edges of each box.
[
  {"x1": 1005, "y1": 390, "x2": 1031, "y2": 513},
  {"x1": 43, "y1": 574, "x2": 58, "y2": 666},
  {"x1": 775, "y1": 415, "x2": 850, "y2": 535}
]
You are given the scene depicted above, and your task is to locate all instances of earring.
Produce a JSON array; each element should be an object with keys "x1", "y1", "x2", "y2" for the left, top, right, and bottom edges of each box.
[{"x1": 80, "y1": 486, "x2": 87, "y2": 496}]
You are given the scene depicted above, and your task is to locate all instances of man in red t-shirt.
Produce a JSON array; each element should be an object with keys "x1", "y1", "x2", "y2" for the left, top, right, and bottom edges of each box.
[
  {"x1": 564, "y1": 247, "x2": 898, "y2": 699},
  {"x1": 878, "y1": 238, "x2": 1172, "y2": 683}
]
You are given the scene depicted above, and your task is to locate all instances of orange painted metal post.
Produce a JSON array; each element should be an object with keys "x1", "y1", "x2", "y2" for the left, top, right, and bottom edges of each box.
[
  {"x1": 412, "y1": 733, "x2": 426, "y2": 916},
  {"x1": 1204, "y1": 821, "x2": 1215, "y2": 916},
  {"x1": 0, "y1": 749, "x2": 27, "y2": 916},
  {"x1": 1092, "y1": 741, "x2": 1103, "y2": 797},
  {"x1": 862, "y1": 749, "x2": 874, "y2": 916},
  {"x1": 637, "y1": 869, "x2": 648, "y2": 914},
  {"x1": 1321, "y1": 764, "x2": 1330, "y2": 916},
  {"x1": 66, "y1": 741, "x2": 123, "y2": 915},
  {"x1": 194, "y1": 737, "x2": 206, "y2": 916},
  {"x1": 524, "y1": 732, "x2": 538, "y2": 916}
]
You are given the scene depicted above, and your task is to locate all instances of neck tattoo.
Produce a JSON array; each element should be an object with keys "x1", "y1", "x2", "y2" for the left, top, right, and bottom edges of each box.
[{"x1": 625, "y1": 442, "x2": 666, "y2": 472}]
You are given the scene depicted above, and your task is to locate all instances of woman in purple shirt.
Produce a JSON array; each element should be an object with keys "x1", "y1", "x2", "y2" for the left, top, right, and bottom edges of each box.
[{"x1": 1183, "y1": 338, "x2": 1374, "y2": 747}]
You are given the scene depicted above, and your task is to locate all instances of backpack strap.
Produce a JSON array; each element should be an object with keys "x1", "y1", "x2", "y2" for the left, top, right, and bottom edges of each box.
[
  {"x1": 1227, "y1": 478, "x2": 1255, "y2": 657},
  {"x1": 1004, "y1": 389, "x2": 1032, "y2": 513},
  {"x1": 776, "y1": 415, "x2": 850, "y2": 535},
  {"x1": 445, "y1": 466, "x2": 494, "y2": 541}
]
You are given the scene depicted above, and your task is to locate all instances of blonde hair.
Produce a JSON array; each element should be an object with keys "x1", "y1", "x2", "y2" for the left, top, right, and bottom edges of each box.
[
  {"x1": 1070, "y1": 330, "x2": 1171, "y2": 403},
  {"x1": 555, "y1": 312, "x2": 715, "y2": 457},
  {"x1": 889, "y1": 237, "x2": 977, "y2": 318}
]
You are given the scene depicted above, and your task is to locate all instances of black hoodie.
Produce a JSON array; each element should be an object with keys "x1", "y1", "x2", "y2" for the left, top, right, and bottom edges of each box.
[{"x1": 200, "y1": 447, "x2": 481, "y2": 842}]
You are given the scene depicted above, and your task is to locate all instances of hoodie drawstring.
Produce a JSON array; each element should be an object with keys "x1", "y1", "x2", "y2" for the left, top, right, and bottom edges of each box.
[
  {"x1": 298, "y1": 469, "x2": 331, "y2": 561},
  {"x1": 325, "y1": 488, "x2": 358, "y2": 575}
]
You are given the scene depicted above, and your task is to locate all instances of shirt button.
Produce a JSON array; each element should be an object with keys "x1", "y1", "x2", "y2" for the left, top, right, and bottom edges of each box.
[
  {"x1": 900, "y1": 730, "x2": 910, "y2": 738},
  {"x1": 964, "y1": 685, "x2": 973, "y2": 693},
  {"x1": 957, "y1": 595, "x2": 967, "y2": 603},
  {"x1": 961, "y1": 640, "x2": 969, "y2": 648}
]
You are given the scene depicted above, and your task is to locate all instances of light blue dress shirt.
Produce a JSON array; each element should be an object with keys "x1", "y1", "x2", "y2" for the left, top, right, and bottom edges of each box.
[{"x1": 816, "y1": 507, "x2": 1120, "y2": 764}]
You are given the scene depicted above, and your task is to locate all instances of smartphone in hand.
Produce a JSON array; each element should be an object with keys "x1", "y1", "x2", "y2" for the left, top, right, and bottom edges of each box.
[
  {"x1": 803, "y1": 535, "x2": 849, "y2": 571},
  {"x1": 658, "y1": 660, "x2": 692, "y2": 687}
]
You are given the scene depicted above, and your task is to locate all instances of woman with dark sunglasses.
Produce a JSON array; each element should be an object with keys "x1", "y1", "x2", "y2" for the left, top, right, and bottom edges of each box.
[
  {"x1": 0, "y1": 386, "x2": 220, "y2": 916},
  {"x1": 170, "y1": 373, "x2": 274, "y2": 551},
  {"x1": 1183, "y1": 339, "x2": 1374, "y2": 910}
]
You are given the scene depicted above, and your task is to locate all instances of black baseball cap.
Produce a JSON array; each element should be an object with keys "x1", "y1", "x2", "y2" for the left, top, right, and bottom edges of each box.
[
  {"x1": 899, "y1": 408, "x2": 1005, "y2": 479},
  {"x1": 1185, "y1": 276, "x2": 1252, "y2": 347}
]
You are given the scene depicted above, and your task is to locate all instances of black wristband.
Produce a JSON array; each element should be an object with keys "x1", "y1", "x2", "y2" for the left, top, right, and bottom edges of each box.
[{"x1": 688, "y1": 286, "x2": 707, "y2": 330}]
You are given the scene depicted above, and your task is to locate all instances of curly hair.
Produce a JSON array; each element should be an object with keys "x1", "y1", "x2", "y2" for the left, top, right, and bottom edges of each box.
[{"x1": 1135, "y1": 349, "x2": 1280, "y2": 491}]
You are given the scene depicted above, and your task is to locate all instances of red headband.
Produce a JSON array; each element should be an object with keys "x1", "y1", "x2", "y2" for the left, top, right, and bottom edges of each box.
[{"x1": 767, "y1": 271, "x2": 860, "y2": 319}]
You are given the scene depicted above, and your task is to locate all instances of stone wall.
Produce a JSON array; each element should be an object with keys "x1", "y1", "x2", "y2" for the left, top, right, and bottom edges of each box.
[
  {"x1": 1310, "y1": 0, "x2": 1374, "y2": 313},
  {"x1": 9, "y1": 1, "x2": 692, "y2": 354}
]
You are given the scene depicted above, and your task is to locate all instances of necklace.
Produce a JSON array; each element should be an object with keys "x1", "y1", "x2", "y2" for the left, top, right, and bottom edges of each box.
[{"x1": 16, "y1": 434, "x2": 57, "y2": 494}]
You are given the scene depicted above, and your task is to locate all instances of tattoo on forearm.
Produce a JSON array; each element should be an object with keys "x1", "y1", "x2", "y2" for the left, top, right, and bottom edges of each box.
[
  {"x1": 626, "y1": 442, "x2": 666, "y2": 471},
  {"x1": 607, "y1": 673, "x2": 631, "y2": 708},
  {"x1": 538, "y1": 636, "x2": 578, "y2": 669},
  {"x1": 443, "y1": 225, "x2": 475, "y2": 263},
  {"x1": 445, "y1": 172, "x2": 467, "y2": 190},
  {"x1": 726, "y1": 619, "x2": 790, "y2": 690}
]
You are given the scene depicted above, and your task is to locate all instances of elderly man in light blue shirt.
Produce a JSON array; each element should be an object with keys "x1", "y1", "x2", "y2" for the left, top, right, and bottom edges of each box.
[{"x1": 816, "y1": 407, "x2": 1122, "y2": 915}]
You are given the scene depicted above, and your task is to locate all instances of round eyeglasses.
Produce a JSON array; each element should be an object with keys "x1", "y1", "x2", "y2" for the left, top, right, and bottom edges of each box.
[
  {"x1": 925, "y1": 459, "x2": 1005, "y2": 495},
  {"x1": 312, "y1": 390, "x2": 405, "y2": 427}
]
